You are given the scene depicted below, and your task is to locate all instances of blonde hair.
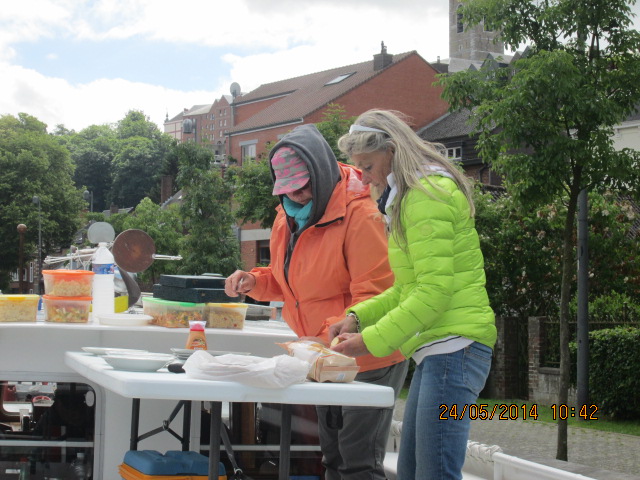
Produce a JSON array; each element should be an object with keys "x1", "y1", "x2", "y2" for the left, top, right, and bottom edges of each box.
[{"x1": 337, "y1": 109, "x2": 475, "y2": 249}]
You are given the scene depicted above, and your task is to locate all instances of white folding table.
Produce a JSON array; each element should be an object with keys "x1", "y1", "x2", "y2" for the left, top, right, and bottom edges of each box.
[{"x1": 65, "y1": 351, "x2": 395, "y2": 480}]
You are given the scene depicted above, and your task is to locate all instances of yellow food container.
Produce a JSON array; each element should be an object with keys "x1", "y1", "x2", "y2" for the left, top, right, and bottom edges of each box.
[
  {"x1": 0, "y1": 294, "x2": 40, "y2": 322},
  {"x1": 205, "y1": 303, "x2": 248, "y2": 329}
]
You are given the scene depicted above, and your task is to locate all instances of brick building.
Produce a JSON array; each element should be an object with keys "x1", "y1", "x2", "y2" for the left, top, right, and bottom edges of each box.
[
  {"x1": 227, "y1": 45, "x2": 449, "y2": 166},
  {"x1": 167, "y1": 95, "x2": 234, "y2": 160}
]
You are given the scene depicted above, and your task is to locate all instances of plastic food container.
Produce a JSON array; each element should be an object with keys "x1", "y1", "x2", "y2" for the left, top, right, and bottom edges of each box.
[
  {"x1": 42, "y1": 295, "x2": 92, "y2": 323},
  {"x1": 142, "y1": 297, "x2": 205, "y2": 328},
  {"x1": 205, "y1": 303, "x2": 248, "y2": 329},
  {"x1": 43, "y1": 269, "x2": 94, "y2": 296},
  {"x1": 0, "y1": 295, "x2": 40, "y2": 322}
]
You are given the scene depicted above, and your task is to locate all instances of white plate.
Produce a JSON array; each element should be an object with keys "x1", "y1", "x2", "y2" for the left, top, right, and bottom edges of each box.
[
  {"x1": 103, "y1": 353, "x2": 174, "y2": 372},
  {"x1": 96, "y1": 313, "x2": 153, "y2": 326},
  {"x1": 82, "y1": 347, "x2": 148, "y2": 356}
]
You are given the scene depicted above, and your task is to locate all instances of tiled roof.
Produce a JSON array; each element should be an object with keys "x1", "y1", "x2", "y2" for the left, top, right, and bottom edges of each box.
[
  {"x1": 419, "y1": 109, "x2": 478, "y2": 141},
  {"x1": 166, "y1": 111, "x2": 184, "y2": 123},
  {"x1": 186, "y1": 104, "x2": 212, "y2": 116},
  {"x1": 430, "y1": 61, "x2": 449, "y2": 74},
  {"x1": 421, "y1": 101, "x2": 640, "y2": 142},
  {"x1": 229, "y1": 51, "x2": 418, "y2": 134}
]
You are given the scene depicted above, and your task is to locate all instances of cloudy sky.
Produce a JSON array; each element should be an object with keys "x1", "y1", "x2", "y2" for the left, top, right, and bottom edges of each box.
[{"x1": 1, "y1": 0, "x2": 638, "y2": 133}]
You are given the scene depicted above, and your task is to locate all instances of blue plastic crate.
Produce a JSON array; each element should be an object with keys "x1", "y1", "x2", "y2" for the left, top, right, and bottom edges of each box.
[{"x1": 123, "y1": 450, "x2": 224, "y2": 476}]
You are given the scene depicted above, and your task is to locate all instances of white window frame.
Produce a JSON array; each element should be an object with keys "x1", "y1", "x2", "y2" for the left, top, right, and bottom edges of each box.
[
  {"x1": 447, "y1": 147, "x2": 462, "y2": 160},
  {"x1": 240, "y1": 140, "x2": 258, "y2": 162}
]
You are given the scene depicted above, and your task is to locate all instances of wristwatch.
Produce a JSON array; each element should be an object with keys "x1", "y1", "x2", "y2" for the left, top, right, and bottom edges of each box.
[{"x1": 348, "y1": 312, "x2": 361, "y2": 333}]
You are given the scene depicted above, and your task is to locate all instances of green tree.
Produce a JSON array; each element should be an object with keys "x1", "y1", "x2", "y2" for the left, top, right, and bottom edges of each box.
[
  {"x1": 111, "y1": 137, "x2": 161, "y2": 207},
  {"x1": 111, "y1": 110, "x2": 174, "y2": 208},
  {"x1": 475, "y1": 188, "x2": 640, "y2": 319},
  {"x1": 175, "y1": 142, "x2": 241, "y2": 275},
  {"x1": 315, "y1": 103, "x2": 356, "y2": 161},
  {"x1": 67, "y1": 124, "x2": 118, "y2": 212},
  {"x1": 116, "y1": 110, "x2": 161, "y2": 140},
  {"x1": 0, "y1": 113, "x2": 84, "y2": 289},
  {"x1": 439, "y1": 0, "x2": 640, "y2": 460},
  {"x1": 228, "y1": 142, "x2": 279, "y2": 229}
]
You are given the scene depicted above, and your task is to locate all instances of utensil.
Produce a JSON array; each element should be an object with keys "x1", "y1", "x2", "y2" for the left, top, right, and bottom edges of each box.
[{"x1": 111, "y1": 229, "x2": 182, "y2": 273}]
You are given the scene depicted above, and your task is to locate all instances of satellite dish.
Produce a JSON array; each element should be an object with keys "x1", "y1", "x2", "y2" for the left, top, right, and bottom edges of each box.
[
  {"x1": 230, "y1": 82, "x2": 241, "y2": 98},
  {"x1": 87, "y1": 222, "x2": 115, "y2": 244}
]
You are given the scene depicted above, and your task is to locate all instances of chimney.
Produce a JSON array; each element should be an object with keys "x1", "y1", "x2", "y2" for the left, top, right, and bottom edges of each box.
[
  {"x1": 161, "y1": 175, "x2": 173, "y2": 204},
  {"x1": 373, "y1": 41, "x2": 393, "y2": 71}
]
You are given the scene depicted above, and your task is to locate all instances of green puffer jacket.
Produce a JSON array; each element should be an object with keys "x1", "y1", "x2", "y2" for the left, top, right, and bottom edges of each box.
[{"x1": 352, "y1": 174, "x2": 496, "y2": 358}]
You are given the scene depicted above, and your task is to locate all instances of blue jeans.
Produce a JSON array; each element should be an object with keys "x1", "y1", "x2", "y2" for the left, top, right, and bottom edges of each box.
[{"x1": 398, "y1": 342, "x2": 492, "y2": 480}]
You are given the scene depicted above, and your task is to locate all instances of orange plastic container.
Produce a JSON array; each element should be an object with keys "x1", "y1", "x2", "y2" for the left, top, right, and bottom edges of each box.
[
  {"x1": 43, "y1": 269, "x2": 94, "y2": 296},
  {"x1": 42, "y1": 295, "x2": 92, "y2": 323}
]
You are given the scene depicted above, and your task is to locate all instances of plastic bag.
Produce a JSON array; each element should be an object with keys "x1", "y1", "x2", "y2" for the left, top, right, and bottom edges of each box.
[
  {"x1": 182, "y1": 350, "x2": 310, "y2": 388},
  {"x1": 278, "y1": 340, "x2": 360, "y2": 383}
]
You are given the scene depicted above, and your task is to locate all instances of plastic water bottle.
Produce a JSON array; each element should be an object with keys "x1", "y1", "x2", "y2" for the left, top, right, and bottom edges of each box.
[
  {"x1": 91, "y1": 242, "x2": 115, "y2": 316},
  {"x1": 71, "y1": 452, "x2": 86, "y2": 479}
]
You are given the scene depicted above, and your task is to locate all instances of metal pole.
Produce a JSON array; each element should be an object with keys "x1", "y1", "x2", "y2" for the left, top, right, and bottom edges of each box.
[
  {"x1": 577, "y1": 188, "x2": 589, "y2": 416},
  {"x1": 32, "y1": 196, "x2": 42, "y2": 295},
  {"x1": 17, "y1": 224, "x2": 27, "y2": 294},
  {"x1": 83, "y1": 190, "x2": 93, "y2": 212}
]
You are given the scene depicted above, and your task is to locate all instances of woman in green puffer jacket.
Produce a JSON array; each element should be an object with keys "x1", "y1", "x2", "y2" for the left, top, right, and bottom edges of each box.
[{"x1": 330, "y1": 109, "x2": 496, "y2": 480}]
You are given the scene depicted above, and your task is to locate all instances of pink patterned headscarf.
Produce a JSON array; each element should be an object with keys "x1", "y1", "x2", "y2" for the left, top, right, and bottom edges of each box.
[{"x1": 271, "y1": 147, "x2": 310, "y2": 195}]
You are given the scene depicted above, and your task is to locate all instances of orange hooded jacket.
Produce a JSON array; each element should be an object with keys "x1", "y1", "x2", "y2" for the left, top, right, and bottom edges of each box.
[{"x1": 249, "y1": 161, "x2": 405, "y2": 372}]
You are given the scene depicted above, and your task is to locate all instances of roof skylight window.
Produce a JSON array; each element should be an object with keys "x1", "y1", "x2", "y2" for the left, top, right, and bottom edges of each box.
[{"x1": 325, "y1": 72, "x2": 354, "y2": 85}]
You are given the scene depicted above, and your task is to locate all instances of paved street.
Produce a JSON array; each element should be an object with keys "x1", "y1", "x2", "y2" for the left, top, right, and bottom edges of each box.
[{"x1": 393, "y1": 400, "x2": 640, "y2": 479}]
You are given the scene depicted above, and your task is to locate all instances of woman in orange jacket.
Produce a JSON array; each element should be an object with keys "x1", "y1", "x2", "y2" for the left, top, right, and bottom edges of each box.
[{"x1": 225, "y1": 124, "x2": 407, "y2": 480}]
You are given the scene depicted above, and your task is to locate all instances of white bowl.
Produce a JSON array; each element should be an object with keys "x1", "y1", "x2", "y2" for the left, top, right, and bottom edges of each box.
[{"x1": 103, "y1": 353, "x2": 174, "y2": 372}]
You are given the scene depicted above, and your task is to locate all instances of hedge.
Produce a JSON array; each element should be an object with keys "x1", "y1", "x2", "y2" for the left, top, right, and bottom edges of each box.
[{"x1": 570, "y1": 327, "x2": 640, "y2": 419}]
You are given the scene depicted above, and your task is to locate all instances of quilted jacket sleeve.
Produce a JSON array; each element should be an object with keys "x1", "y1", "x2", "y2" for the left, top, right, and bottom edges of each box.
[{"x1": 355, "y1": 182, "x2": 458, "y2": 357}]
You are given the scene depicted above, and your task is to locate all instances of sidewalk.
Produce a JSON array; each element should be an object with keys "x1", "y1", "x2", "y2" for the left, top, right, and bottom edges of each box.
[{"x1": 393, "y1": 400, "x2": 640, "y2": 479}]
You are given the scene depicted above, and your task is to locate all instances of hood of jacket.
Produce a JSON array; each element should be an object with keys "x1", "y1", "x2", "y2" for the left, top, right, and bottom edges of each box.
[{"x1": 268, "y1": 124, "x2": 341, "y2": 230}]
